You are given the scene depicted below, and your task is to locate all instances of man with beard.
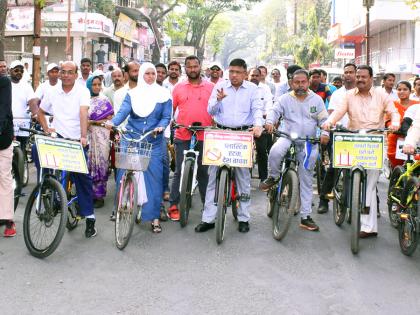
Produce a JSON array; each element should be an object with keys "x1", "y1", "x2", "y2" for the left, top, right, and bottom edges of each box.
[
  {"x1": 103, "y1": 68, "x2": 124, "y2": 107},
  {"x1": 260, "y1": 70, "x2": 330, "y2": 232},
  {"x1": 9, "y1": 60, "x2": 35, "y2": 151},
  {"x1": 163, "y1": 60, "x2": 182, "y2": 93},
  {"x1": 167, "y1": 55, "x2": 214, "y2": 221},
  {"x1": 323, "y1": 65, "x2": 400, "y2": 238},
  {"x1": 76, "y1": 57, "x2": 92, "y2": 86},
  {"x1": 249, "y1": 67, "x2": 273, "y2": 182}
]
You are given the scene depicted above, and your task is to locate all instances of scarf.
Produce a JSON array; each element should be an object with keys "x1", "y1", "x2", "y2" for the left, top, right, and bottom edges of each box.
[{"x1": 86, "y1": 75, "x2": 101, "y2": 97}]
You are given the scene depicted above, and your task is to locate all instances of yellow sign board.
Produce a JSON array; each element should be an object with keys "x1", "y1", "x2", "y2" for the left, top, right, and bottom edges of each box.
[
  {"x1": 115, "y1": 13, "x2": 136, "y2": 41},
  {"x1": 332, "y1": 133, "x2": 384, "y2": 170},
  {"x1": 203, "y1": 130, "x2": 253, "y2": 168},
  {"x1": 35, "y1": 136, "x2": 88, "y2": 174}
]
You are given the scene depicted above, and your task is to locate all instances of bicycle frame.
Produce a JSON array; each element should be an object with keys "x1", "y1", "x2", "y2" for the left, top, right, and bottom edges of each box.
[{"x1": 179, "y1": 131, "x2": 200, "y2": 196}]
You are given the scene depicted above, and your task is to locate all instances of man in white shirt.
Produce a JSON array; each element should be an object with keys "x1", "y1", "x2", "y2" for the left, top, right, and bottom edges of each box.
[
  {"x1": 30, "y1": 63, "x2": 60, "y2": 107},
  {"x1": 163, "y1": 60, "x2": 182, "y2": 93},
  {"x1": 249, "y1": 67, "x2": 273, "y2": 182},
  {"x1": 103, "y1": 68, "x2": 124, "y2": 107},
  {"x1": 382, "y1": 73, "x2": 399, "y2": 101},
  {"x1": 76, "y1": 57, "x2": 92, "y2": 87},
  {"x1": 36, "y1": 61, "x2": 97, "y2": 238},
  {"x1": 411, "y1": 77, "x2": 420, "y2": 101},
  {"x1": 9, "y1": 60, "x2": 35, "y2": 151}
]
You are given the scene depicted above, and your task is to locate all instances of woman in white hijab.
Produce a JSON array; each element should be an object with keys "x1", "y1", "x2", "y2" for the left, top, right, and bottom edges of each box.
[{"x1": 109, "y1": 62, "x2": 172, "y2": 233}]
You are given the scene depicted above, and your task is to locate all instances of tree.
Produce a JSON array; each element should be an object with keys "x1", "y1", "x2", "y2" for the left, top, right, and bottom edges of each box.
[
  {"x1": 205, "y1": 14, "x2": 231, "y2": 61},
  {"x1": 141, "y1": 0, "x2": 183, "y2": 63},
  {"x1": 89, "y1": 0, "x2": 115, "y2": 21},
  {"x1": 406, "y1": 0, "x2": 420, "y2": 9},
  {"x1": 182, "y1": 0, "x2": 262, "y2": 59},
  {"x1": 0, "y1": 0, "x2": 7, "y2": 60}
]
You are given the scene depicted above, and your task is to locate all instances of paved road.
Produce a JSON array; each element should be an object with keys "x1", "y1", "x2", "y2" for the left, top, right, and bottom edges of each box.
[{"x1": 1, "y1": 167, "x2": 420, "y2": 315}]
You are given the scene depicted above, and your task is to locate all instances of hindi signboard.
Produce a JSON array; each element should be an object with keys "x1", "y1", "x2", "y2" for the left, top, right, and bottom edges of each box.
[
  {"x1": 202, "y1": 130, "x2": 253, "y2": 168},
  {"x1": 332, "y1": 133, "x2": 384, "y2": 170},
  {"x1": 35, "y1": 136, "x2": 88, "y2": 174}
]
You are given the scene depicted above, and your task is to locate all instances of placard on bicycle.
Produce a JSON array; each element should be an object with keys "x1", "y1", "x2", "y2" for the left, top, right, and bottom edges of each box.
[
  {"x1": 35, "y1": 135, "x2": 88, "y2": 174},
  {"x1": 202, "y1": 130, "x2": 253, "y2": 168},
  {"x1": 332, "y1": 133, "x2": 384, "y2": 170},
  {"x1": 13, "y1": 118, "x2": 31, "y2": 137}
]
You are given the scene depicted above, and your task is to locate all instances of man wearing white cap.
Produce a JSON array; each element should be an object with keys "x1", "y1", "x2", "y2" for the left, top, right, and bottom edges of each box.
[
  {"x1": 9, "y1": 60, "x2": 35, "y2": 151},
  {"x1": 30, "y1": 63, "x2": 61, "y2": 107},
  {"x1": 208, "y1": 62, "x2": 224, "y2": 85}
]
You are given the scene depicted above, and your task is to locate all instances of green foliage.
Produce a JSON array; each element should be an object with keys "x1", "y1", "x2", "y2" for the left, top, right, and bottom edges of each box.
[
  {"x1": 406, "y1": 0, "x2": 420, "y2": 9},
  {"x1": 89, "y1": 0, "x2": 115, "y2": 21},
  {"x1": 163, "y1": 12, "x2": 188, "y2": 46},
  {"x1": 206, "y1": 14, "x2": 232, "y2": 60}
]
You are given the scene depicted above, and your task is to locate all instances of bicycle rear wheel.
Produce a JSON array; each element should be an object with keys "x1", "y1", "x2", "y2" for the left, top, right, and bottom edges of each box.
[
  {"x1": 350, "y1": 171, "x2": 362, "y2": 255},
  {"x1": 266, "y1": 187, "x2": 277, "y2": 218},
  {"x1": 115, "y1": 173, "x2": 138, "y2": 250},
  {"x1": 179, "y1": 159, "x2": 194, "y2": 227},
  {"x1": 387, "y1": 165, "x2": 404, "y2": 229},
  {"x1": 23, "y1": 177, "x2": 67, "y2": 258},
  {"x1": 12, "y1": 159, "x2": 22, "y2": 212},
  {"x1": 216, "y1": 168, "x2": 229, "y2": 245},
  {"x1": 272, "y1": 170, "x2": 298, "y2": 241},
  {"x1": 333, "y1": 170, "x2": 347, "y2": 226}
]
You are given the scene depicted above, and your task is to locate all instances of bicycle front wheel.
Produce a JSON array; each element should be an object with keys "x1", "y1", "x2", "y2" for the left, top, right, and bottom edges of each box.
[
  {"x1": 272, "y1": 170, "x2": 298, "y2": 241},
  {"x1": 333, "y1": 170, "x2": 346, "y2": 226},
  {"x1": 216, "y1": 168, "x2": 229, "y2": 245},
  {"x1": 179, "y1": 159, "x2": 194, "y2": 227},
  {"x1": 12, "y1": 159, "x2": 22, "y2": 212},
  {"x1": 350, "y1": 171, "x2": 362, "y2": 255},
  {"x1": 115, "y1": 173, "x2": 138, "y2": 250},
  {"x1": 23, "y1": 177, "x2": 67, "y2": 258}
]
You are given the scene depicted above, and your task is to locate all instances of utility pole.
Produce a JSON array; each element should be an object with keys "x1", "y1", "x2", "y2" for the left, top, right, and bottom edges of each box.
[
  {"x1": 66, "y1": 0, "x2": 72, "y2": 60},
  {"x1": 363, "y1": 0, "x2": 375, "y2": 66},
  {"x1": 32, "y1": 1, "x2": 42, "y2": 90}
]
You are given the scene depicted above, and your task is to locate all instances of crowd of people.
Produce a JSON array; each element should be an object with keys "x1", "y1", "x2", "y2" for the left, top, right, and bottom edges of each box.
[{"x1": 1, "y1": 55, "x2": 420, "y2": 245}]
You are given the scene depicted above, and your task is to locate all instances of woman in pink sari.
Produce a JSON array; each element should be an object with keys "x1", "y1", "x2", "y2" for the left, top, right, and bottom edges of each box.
[{"x1": 87, "y1": 76, "x2": 114, "y2": 208}]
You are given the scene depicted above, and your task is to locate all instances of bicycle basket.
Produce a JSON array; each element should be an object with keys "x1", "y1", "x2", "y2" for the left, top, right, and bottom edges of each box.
[{"x1": 115, "y1": 141, "x2": 153, "y2": 171}]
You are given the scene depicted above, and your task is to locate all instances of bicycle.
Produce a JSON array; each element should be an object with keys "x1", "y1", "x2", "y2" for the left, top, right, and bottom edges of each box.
[
  {"x1": 386, "y1": 147, "x2": 420, "y2": 256},
  {"x1": 173, "y1": 123, "x2": 212, "y2": 227},
  {"x1": 265, "y1": 130, "x2": 320, "y2": 241},
  {"x1": 112, "y1": 126, "x2": 154, "y2": 250},
  {"x1": 331, "y1": 126, "x2": 387, "y2": 254},
  {"x1": 13, "y1": 117, "x2": 31, "y2": 187},
  {"x1": 12, "y1": 140, "x2": 23, "y2": 211}
]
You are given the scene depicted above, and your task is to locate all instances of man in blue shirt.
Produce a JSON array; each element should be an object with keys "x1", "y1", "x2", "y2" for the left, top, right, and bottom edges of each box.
[{"x1": 195, "y1": 58, "x2": 264, "y2": 233}]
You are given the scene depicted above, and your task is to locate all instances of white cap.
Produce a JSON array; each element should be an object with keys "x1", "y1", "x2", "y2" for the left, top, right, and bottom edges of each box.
[
  {"x1": 47, "y1": 63, "x2": 59, "y2": 72},
  {"x1": 92, "y1": 69, "x2": 105, "y2": 77},
  {"x1": 10, "y1": 60, "x2": 24, "y2": 69}
]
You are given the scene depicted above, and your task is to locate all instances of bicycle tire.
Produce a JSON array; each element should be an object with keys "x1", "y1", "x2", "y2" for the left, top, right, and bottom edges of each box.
[
  {"x1": 387, "y1": 165, "x2": 404, "y2": 229},
  {"x1": 23, "y1": 177, "x2": 67, "y2": 258},
  {"x1": 22, "y1": 159, "x2": 29, "y2": 187},
  {"x1": 13, "y1": 145, "x2": 25, "y2": 188},
  {"x1": 398, "y1": 176, "x2": 419, "y2": 256},
  {"x1": 179, "y1": 159, "x2": 194, "y2": 227},
  {"x1": 115, "y1": 173, "x2": 138, "y2": 250},
  {"x1": 231, "y1": 180, "x2": 238, "y2": 221},
  {"x1": 66, "y1": 179, "x2": 79, "y2": 231},
  {"x1": 350, "y1": 171, "x2": 362, "y2": 255},
  {"x1": 333, "y1": 170, "x2": 347, "y2": 226},
  {"x1": 315, "y1": 157, "x2": 322, "y2": 195},
  {"x1": 272, "y1": 170, "x2": 298, "y2": 241},
  {"x1": 216, "y1": 168, "x2": 229, "y2": 245},
  {"x1": 12, "y1": 159, "x2": 22, "y2": 212},
  {"x1": 266, "y1": 188, "x2": 276, "y2": 218}
]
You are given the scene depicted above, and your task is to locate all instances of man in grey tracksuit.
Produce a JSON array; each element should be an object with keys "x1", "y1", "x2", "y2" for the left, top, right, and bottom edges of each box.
[{"x1": 260, "y1": 69, "x2": 329, "y2": 231}]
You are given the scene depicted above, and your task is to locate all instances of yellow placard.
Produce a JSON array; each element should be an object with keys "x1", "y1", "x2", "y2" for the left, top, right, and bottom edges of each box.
[
  {"x1": 114, "y1": 13, "x2": 136, "y2": 41},
  {"x1": 35, "y1": 136, "x2": 88, "y2": 174},
  {"x1": 332, "y1": 133, "x2": 384, "y2": 170},
  {"x1": 203, "y1": 130, "x2": 253, "y2": 168}
]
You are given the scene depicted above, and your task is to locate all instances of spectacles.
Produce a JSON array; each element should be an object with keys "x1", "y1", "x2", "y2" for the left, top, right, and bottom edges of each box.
[{"x1": 60, "y1": 70, "x2": 75, "y2": 75}]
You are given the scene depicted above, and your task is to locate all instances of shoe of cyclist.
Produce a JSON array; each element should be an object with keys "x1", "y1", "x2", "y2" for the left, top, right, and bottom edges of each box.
[
  {"x1": 300, "y1": 216, "x2": 319, "y2": 231},
  {"x1": 4, "y1": 221, "x2": 16, "y2": 237},
  {"x1": 168, "y1": 205, "x2": 180, "y2": 221},
  {"x1": 259, "y1": 177, "x2": 277, "y2": 192},
  {"x1": 85, "y1": 218, "x2": 97, "y2": 238}
]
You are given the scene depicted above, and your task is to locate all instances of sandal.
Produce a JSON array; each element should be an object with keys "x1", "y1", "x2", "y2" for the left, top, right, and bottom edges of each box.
[{"x1": 151, "y1": 222, "x2": 162, "y2": 233}]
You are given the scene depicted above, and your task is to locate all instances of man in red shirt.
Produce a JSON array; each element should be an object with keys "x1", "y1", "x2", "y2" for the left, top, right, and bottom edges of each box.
[{"x1": 168, "y1": 55, "x2": 215, "y2": 221}]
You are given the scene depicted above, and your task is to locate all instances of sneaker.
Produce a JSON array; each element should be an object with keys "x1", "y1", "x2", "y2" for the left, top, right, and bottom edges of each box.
[
  {"x1": 85, "y1": 218, "x2": 97, "y2": 238},
  {"x1": 317, "y1": 198, "x2": 329, "y2": 214},
  {"x1": 109, "y1": 212, "x2": 116, "y2": 222},
  {"x1": 300, "y1": 216, "x2": 319, "y2": 231},
  {"x1": 259, "y1": 177, "x2": 277, "y2": 192},
  {"x1": 4, "y1": 221, "x2": 16, "y2": 237},
  {"x1": 168, "y1": 205, "x2": 180, "y2": 221}
]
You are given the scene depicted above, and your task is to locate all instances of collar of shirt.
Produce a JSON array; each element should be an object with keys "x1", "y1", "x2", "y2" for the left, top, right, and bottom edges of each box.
[
  {"x1": 226, "y1": 80, "x2": 249, "y2": 89},
  {"x1": 354, "y1": 86, "x2": 375, "y2": 96}
]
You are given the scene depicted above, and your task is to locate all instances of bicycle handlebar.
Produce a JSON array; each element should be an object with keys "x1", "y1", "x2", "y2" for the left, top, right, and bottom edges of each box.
[
  {"x1": 19, "y1": 127, "x2": 78, "y2": 142},
  {"x1": 173, "y1": 123, "x2": 213, "y2": 132},
  {"x1": 330, "y1": 126, "x2": 389, "y2": 134},
  {"x1": 272, "y1": 129, "x2": 320, "y2": 143}
]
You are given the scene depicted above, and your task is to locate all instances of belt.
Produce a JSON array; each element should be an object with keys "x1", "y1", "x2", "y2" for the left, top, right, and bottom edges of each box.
[{"x1": 216, "y1": 123, "x2": 252, "y2": 131}]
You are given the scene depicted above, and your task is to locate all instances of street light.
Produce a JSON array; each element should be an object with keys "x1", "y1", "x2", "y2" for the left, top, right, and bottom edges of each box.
[{"x1": 363, "y1": 0, "x2": 375, "y2": 66}]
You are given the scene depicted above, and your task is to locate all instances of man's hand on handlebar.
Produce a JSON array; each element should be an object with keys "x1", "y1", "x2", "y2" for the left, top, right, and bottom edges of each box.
[
  {"x1": 321, "y1": 121, "x2": 332, "y2": 131},
  {"x1": 388, "y1": 123, "x2": 400, "y2": 132},
  {"x1": 320, "y1": 134, "x2": 329, "y2": 145},
  {"x1": 264, "y1": 123, "x2": 274, "y2": 134},
  {"x1": 80, "y1": 137, "x2": 88, "y2": 147},
  {"x1": 252, "y1": 126, "x2": 263, "y2": 138},
  {"x1": 403, "y1": 144, "x2": 415, "y2": 155}
]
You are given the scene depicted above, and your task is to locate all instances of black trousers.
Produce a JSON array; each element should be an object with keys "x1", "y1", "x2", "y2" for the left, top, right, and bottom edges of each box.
[{"x1": 255, "y1": 133, "x2": 273, "y2": 181}]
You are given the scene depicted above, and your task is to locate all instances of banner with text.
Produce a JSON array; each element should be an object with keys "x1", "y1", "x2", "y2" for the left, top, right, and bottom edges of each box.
[
  {"x1": 203, "y1": 130, "x2": 253, "y2": 168},
  {"x1": 332, "y1": 133, "x2": 384, "y2": 170},
  {"x1": 35, "y1": 136, "x2": 88, "y2": 174}
]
